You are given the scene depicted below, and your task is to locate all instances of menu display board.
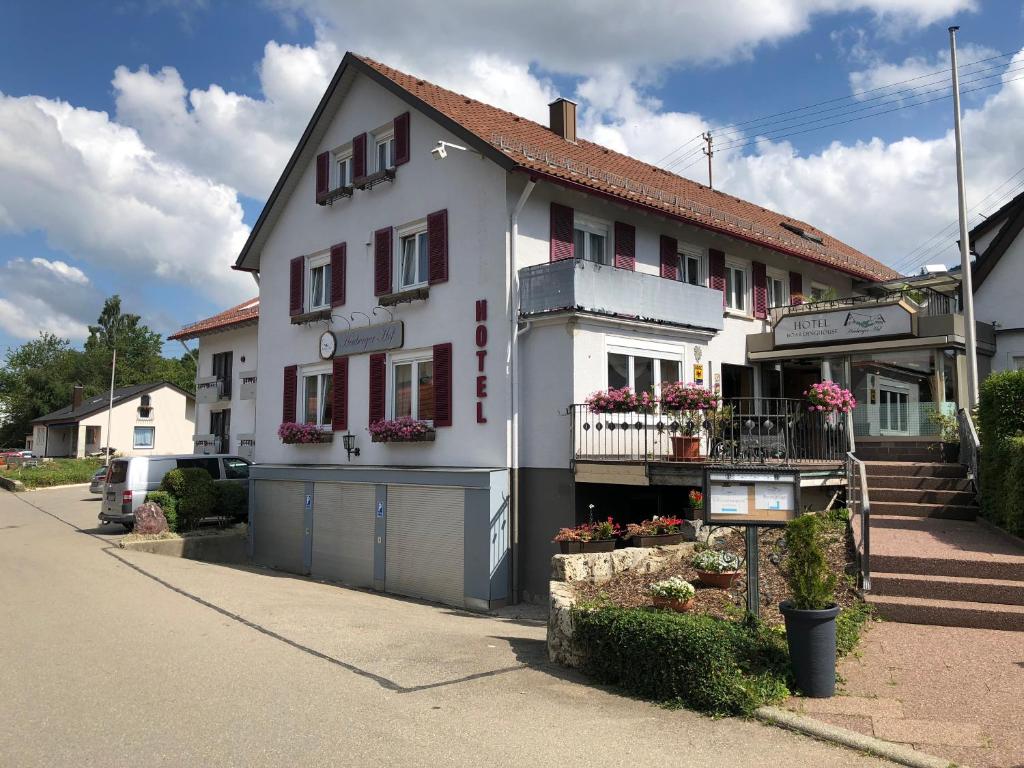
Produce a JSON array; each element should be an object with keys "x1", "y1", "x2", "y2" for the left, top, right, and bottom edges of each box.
[{"x1": 703, "y1": 468, "x2": 801, "y2": 526}]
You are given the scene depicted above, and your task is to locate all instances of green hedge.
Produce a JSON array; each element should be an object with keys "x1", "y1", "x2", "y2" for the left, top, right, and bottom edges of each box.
[
  {"x1": 145, "y1": 490, "x2": 178, "y2": 532},
  {"x1": 979, "y1": 369, "x2": 1024, "y2": 446},
  {"x1": 216, "y1": 482, "x2": 248, "y2": 520},
  {"x1": 979, "y1": 370, "x2": 1024, "y2": 537},
  {"x1": 0, "y1": 458, "x2": 103, "y2": 489},
  {"x1": 572, "y1": 607, "x2": 790, "y2": 716},
  {"x1": 161, "y1": 468, "x2": 216, "y2": 531}
]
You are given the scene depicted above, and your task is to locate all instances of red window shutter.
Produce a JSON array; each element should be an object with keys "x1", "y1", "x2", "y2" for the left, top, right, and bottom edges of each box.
[
  {"x1": 433, "y1": 342, "x2": 453, "y2": 428},
  {"x1": 614, "y1": 222, "x2": 635, "y2": 271},
  {"x1": 282, "y1": 365, "x2": 298, "y2": 424},
  {"x1": 289, "y1": 256, "x2": 304, "y2": 316},
  {"x1": 373, "y1": 227, "x2": 392, "y2": 296},
  {"x1": 752, "y1": 261, "x2": 768, "y2": 320},
  {"x1": 332, "y1": 356, "x2": 348, "y2": 432},
  {"x1": 330, "y1": 242, "x2": 346, "y2": 308},
  {"x1": 393, "y1": 112, "x2": 410, "y2": 166},
  {"x1": 709, "y1": 249, "x2": 726, "y2": 306},
  {"x1": 368, "y1": 353, "x2": 386, "y2": 424},
  {"x1": 315, "y1": 151, "x2": 329, "y2": 203},
  {"x1": 659, "y1": 236, "x2": 678, "y2": 280},
  {"x1": 352, "y1": 133, "x2": 367, "y2": 179},
  {"x1": 789, "y1": 271, "x2": 804, "y2": 305},
  {"x1": 427, "y1": 209, "x2": 448, "y2": 285},
  {"x1": 549, "y1": 203, "x2": 574, "y2": 262}
]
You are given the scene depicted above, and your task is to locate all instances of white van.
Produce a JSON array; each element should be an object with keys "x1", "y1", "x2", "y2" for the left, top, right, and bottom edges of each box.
[{"x1": 99, "y1": 454, "x2": 252, "y2": 531}]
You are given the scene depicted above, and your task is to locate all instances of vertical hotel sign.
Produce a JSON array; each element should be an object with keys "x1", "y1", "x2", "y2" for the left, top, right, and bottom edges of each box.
[
  {"x1": 774, "y1": 302, "x2": 912, "y2": 347},
  {"x1": 475, "y1": 299, "x2": 488, "y2": 423}
]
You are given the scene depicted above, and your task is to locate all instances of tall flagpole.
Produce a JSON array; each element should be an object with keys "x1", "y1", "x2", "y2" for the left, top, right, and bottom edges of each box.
[{"x1": 949, "y1": 25, "x2": 979, "y2": 409}]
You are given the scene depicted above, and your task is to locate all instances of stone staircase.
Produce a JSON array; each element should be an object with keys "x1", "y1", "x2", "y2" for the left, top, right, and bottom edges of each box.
[{"x1": 864, "y1": 459, "x2": 1024, "y2": 631}]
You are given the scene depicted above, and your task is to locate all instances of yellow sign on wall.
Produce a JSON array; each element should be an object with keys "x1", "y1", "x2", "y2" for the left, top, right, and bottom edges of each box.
[{"x1": 693, "y1": 363, "x2": 704, "y2": 385}]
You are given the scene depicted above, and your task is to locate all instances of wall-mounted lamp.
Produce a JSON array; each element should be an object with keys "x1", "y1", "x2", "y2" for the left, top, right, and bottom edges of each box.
[
  {"x1": 342, "y1": 433, "x2": 360, "y2": 461},
  {"x1": 430, "y1": 140, "x2": 481, "y2": 160}
]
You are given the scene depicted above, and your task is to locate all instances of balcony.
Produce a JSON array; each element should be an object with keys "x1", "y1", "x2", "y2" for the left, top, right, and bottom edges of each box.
[
  {"x1": 196, "y1": 376, "x2": 228, "y2": 404},
  {"x1": 519, "y1": 259, "x2": 724, "y2": 331},
  {"x1": 770, "y1": 286, "x2": 958, "y2": 325},
  {"x1": 239, "y1": 371, "x2": 257, "y2": 401},
  {"x1": 238, "y1": 433, "x2": 256, "y2": 460},
  {"x1": 193, "y1": 433, "x2": 218, "y2": 455}
]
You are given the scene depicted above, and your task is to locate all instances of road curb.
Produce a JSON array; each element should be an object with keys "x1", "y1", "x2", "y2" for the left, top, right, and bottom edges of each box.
[
  {"x1": 0, "y1": 476, "x2": 26, "y2": 492},
  {"x1": 754, "y1": 706, "x2": 956, "y2": 768}
]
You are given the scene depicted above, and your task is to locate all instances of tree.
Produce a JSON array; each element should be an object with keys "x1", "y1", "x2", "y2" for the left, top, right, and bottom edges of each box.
[
  {"x1": 0, "y1": 334, "x2": 79, "y2": 446},
  {"x1": 83, "y1": 296, "x2": 164, "y2": 389}
]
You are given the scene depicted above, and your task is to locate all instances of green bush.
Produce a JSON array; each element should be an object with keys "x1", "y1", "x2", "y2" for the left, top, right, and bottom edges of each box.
[
  {"x1": 161, "y1": 468, "x2": 216, "y2": 531},
  {"x1": 784, "y1": 514, "x2": 837, "y2": 610},
  {"x1": 981, "y1": 436, "x2": 1024, "y2": 537},
  {"x1": 216, "y1": 482, "x2": 248, "y2": 520},
  {"x1": 836, "y1": 602, "x2": 873, "y2": 657},
  {"x1": 572, "y1": 607, "x2": 789, "y2": 716},
  {"x1": 145, "y1": 490, "x2": 178, "y2": 532},
  {"x1": 979, "y1": 369, "x2": 1024, "y2": 446}
]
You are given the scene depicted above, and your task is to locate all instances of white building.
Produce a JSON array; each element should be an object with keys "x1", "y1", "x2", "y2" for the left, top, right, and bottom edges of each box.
[
  {"x1": 970, "y1": 190, "x2": 1024, "y2": 375},
  {"x1": 169, "y1": 298, "x2": 259, "y2": 459},
  {"x1": 31, "y1": 382, "x2": 196, "y2": 458},
  {"x1": 232, "y1": 53, "x2": 986, "y2": 608}
]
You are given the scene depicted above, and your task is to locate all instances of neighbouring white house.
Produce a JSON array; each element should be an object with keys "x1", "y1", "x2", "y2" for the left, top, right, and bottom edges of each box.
[
  {"x1": 228, "y1": 52, "x2": 990, "y2": 608},
  {"x1": 970, "y1": 189, "x2": 1024, "y2": 376},
  {"x1": 169, "y1": 298, "x2": 259, "y2": 460},
  {"x1": 31, "y1": 382, "x2": 196, "y2": 458}
]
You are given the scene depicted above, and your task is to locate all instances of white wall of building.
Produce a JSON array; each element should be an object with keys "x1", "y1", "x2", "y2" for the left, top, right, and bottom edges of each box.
[
  {"x1": 194, "y1": 325, "x2": 259, "y2": 452},
  {"x1": 254, "y1": 71, "x2": 510, "y2": 467},
  {"x1": 975, "y1": 233, "x2": 1024, "y2": 374},
  {"x1": 78, "y1": 387, "x2": 195, "y2": 457}
]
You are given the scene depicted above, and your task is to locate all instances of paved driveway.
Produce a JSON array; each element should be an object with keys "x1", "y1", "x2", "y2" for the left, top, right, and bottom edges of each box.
[{"x1": 0, "y1": 486, "x2": 892, "y2": 767}]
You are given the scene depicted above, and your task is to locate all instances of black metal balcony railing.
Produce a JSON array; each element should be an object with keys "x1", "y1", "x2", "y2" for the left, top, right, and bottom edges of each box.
[
  {"x1": 771, "y1": 286, "x2": 957, "y2": 324},
  {"x1": 570, "y1": 397, "x2": 850, "y2": 465}
]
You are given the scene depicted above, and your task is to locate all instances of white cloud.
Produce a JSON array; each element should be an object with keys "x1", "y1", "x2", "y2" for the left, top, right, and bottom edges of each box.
[
  {"x1": 0, "y1": 92, "x2": 252, "y2": 310},
  {"x1": 848, "y1": 43, "x2": 1002, "y2": 100},
  {"x1": 0, "y1": 258, "x2": 99, "y2": 341},
  {"x1": 28, "y1": 257, "x2": 89, "y2": 285}
]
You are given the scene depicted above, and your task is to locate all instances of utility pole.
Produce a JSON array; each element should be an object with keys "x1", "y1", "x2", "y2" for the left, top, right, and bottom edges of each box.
[
  {"x1": 702, "y1": 130, "x2": 714, "y2": 189},
  {"x1": 949, "y1": 25, "x2": 980, "y2": 409},
  {"x1": 105, "y1": 347, "x2": 116, "y2": 467}
]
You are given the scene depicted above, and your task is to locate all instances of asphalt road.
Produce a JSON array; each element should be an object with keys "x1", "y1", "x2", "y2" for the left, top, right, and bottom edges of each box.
[{"x1": 0, "y1": 486, "x2": 892, "y2": 767}]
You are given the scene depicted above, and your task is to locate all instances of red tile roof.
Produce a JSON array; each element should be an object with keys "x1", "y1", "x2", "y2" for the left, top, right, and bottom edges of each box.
[
  {"x1": 356, "y1": 55, "x2": 898, "y2": 282},
  {"x1": 168, "y1": 298, "x2": 259, "y2": 341}
]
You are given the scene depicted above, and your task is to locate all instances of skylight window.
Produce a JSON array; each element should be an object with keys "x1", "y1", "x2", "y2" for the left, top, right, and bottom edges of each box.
[{"x1": 780, "y1": 222, "x2": 824, "y2": 245}]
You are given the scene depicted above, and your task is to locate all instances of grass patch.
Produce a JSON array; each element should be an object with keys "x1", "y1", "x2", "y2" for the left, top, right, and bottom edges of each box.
[
  {"x1": 0, "y1": 457, "x2": 104, "y2": 489},
  {"x1": 836, "y1": 601, "x2": 874, "y2": 657}
]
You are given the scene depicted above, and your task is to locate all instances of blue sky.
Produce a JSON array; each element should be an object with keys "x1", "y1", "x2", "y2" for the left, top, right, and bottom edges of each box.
[{"x1": 1, "y1": 0, "x2": 1022, "y2": 360}]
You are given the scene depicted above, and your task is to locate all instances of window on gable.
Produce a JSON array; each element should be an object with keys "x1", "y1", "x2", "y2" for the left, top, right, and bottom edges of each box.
[
  {"x1": 375, "y1": 133, "x2": 395, "y2": 172},
  {"x1": 572, "y1": 215, "x2": 610, "y2": 265},
  {"x1": 308, "y1": 256, "x2": 331, "y2": 310},
  {"x1": 399, "y1": 229, "x2": 429, "y2": 289},
  {"x1": 137, "y1": 393, "x2": 154, "y2": 420},
  {"x1": 767, "y1": 270, "x2": 788, "y2": 309},
  {"x1": 676, "y1": 248, "x2": 704, "y2": 286},
  {"x1": 393, "y1": 356, "x2": 434, "y2": 421},
  {"x1": 302, "y1": 369, "x2": 333, "y2": 427},
  {"x1": 725, "y1": 262, "x2": 748, "y2": 312}
]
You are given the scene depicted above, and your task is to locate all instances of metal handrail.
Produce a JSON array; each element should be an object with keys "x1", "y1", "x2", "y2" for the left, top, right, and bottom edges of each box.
[
  {"x1": 846, "y1": 450, "x2": 872, "y2": 592},
  {"x1": 770, "y1": 285, "x2": 957, "y2": 324},
  {"x1": 957, "y1": 407, "x2": 981, "y2": 501}
]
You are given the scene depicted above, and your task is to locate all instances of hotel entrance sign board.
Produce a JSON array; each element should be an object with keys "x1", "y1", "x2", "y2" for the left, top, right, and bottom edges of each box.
[
  {"x1": 703, "y1": 468, "x2": 801, "y2": 527},
  {"x1": 774, "y1": 302, "x2": 912, "y2": 347}
]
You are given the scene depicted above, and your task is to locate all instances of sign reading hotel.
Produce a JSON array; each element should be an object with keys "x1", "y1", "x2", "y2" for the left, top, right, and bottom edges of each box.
[
  {"x1": 327, "y1": 320, "x2": 404, "y2": 357},
  {"x1": 774, "y1": 302, "x2": 912, "y2": 347}
]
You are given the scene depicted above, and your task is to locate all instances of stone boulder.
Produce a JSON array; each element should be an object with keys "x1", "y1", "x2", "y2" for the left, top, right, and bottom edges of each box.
[{"x1": 133, "y1": 501, "x2": 169, "y2": 535}]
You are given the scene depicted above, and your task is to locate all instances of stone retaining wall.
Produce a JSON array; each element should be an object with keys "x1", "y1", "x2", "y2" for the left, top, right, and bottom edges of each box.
[{"x1": 547, "y1": 542, "x2": 697, "y2": 667}]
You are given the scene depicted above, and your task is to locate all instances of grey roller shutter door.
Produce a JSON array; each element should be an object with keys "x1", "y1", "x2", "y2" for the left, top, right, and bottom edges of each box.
[
  {"x1": 385, "y1": 485, "x2": 464, "y2": 607},
  {"x1": 252, "y1": 480, "x2": 306, "y2": 574},
  {"x1": 311, "y1": 482, "x2": 375, "y2": 588}
]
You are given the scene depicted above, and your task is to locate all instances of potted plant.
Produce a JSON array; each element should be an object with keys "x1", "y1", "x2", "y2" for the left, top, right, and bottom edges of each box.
[
  {"x1": 660, "y1": 382, "x2": 719, "y2": 460},
  {"x1": 928, "y1": 410, "x2": 961, "y2": 462},
  {"x1": 689, "y1": 489, "x2": 704, "y2": 514},
  {"x1": 779, "y1": 514, "x2": 840, "y2": 698},
  {"x1": 368, "y1": 417, "x2": 436, "y2": 443},
  {"x1": 551, "y1": 518, "x2": 621, "y2": 554},
  {"x1": 585, "y1": 386, "x2": 657, "y2": 414},
  {"x1": 277, "y1": 422, "x2": 333, "y2": 444},
  {"x1": 649, "y1": 576, "x2": 696, "y2": 612},
  {"x1": 625, "y1": 516, "x2": 684, "y2": 547},
  {"x1": 804, "y1": 382, "x2": 856, "y2": 414},
  {"x1": 691, "y1": 548, "x2": 743, "y2": 588}
]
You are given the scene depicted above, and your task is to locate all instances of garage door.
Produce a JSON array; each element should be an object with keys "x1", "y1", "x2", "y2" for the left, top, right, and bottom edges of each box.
[
  {"x1": 252, "y1": 480, "x2": 307, "y2": 574},
  {"x1": 311, "y1": 482, "x2": 375, "y2": 588},
  {"x1": 385, "y1": 485, "x2": 464, "y2": 607}
]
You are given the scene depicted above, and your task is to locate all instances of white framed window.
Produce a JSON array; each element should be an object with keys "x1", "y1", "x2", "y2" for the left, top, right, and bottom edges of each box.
[
  {"x1": 137, "y1": 393, "x2": 154, "y2": 420},
  {"x1": 301, "y1": 365, "x2": 333, "y2": 426},
  {"x1": 573, "y1": 214, "x2": 610, "y2": 265},
  {"x1": 334, "y1": 151, "x2": 352, "y2": 188},
  {"x1": 307, "y1": 253, "x2": 331, "y2": 310},
  {"x1": 374, "y1": 129, "x2": 395, "y2": 172},
  {"x1": 1014, "y1": 356, "x2": 1024, "y2": 371},
  {"x1": 391, "y1": 353, "x2": 434, "y2": 421},
  {"x1": 677, "y1": 246, "x2": 704, "y2": 286},
  {"x1": 606, "y1": 344, "x2": 683, "y2": 398},
  {"x1": 724, "y1": 260, "x2": 749, "y2": 313},
  {"x1": 133, "y1": 426, "x2": 155, "y2": 449},
  {"x1": 810, "y1": 282, "x2": 831, "y2": 302},
  {"x1": 767, "y1": 269, "x2": 788, "y2": 309},
  {"x1": 397, "y1": 223, "x2": 429, "y2": 289}
]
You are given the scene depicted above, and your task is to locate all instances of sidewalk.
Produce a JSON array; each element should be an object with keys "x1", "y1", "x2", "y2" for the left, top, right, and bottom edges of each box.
[{"x1": 785, "y1": 621, "x2": 1024, "y2": 768}]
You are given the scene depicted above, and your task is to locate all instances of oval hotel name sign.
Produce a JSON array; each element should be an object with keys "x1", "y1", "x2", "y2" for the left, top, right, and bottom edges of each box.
[{"x1": 774, "y1": 302, "x2": 912, "y2": 347}]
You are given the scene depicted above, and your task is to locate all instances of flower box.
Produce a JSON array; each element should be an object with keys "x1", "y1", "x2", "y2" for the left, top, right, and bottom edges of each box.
[
  {"x1": 369, "y1": 417, "x2": 435, "y2": 443},
  {"x1": 630, "y1": 533, "x2": 683, "y2": 548},
  {"x1": 278, "y1": 422, "x2": 333, "y2": 445},
  {"x1": 652, "y1": 595, "x2": 695, "y2": 612},
  {"x1": 695, "y1": 570, "x2": 742, "y2": 589},
  {"x1": 370, "y1": 430, "x2": 436, "y2": 444}
]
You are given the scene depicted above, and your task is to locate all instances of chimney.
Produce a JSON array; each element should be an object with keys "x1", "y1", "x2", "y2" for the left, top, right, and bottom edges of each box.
[
  {"x1": 548, "y1": 98, "x2": 577, "y2": 143},
  {"x1": 72, "y1": 384, "x2": 84, "y2": 411}
]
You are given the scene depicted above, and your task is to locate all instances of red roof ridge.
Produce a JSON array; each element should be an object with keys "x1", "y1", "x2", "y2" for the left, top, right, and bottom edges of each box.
[{"x1": 169, "y1": 297, "x2": 259, "y2": 341}]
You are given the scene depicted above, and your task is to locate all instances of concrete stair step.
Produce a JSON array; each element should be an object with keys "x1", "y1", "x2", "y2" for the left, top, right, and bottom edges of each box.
[
  {"x1": 867, "y1": 594, "x2": 1024, "y2": 631},
  {"x1": 865, "y1": 475, "x2": 972, "y2": 491},
  {"x1": 870, "y1": 487, "x2": 977, "y2": 505},
  {"x1": 872, "y1": 500, "x2": 977, "y2": 520},
  {"x1": 871, "y1": 552, "x2": 1024, "y2": 581},
  {"x1": 864, "y1": 462, "x2": 967, "y2": 478},
  {"x1": 871, "y1": 571, "x2": 1024, "y2": 605}
]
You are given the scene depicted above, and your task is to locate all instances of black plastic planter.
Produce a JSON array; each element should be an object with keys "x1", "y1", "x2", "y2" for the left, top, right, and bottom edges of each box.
[{"x1": 779, "y1": 601, "x2": 840, "y2": 698}]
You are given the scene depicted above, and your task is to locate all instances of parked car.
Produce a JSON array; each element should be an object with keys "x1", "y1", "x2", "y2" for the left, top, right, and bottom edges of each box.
[
  {"x1": 99, "y1": 454, "x2": 251, "y2": 531},
  {"x1": 88, "y1": 466, "x2": 109, "y2": 495}
]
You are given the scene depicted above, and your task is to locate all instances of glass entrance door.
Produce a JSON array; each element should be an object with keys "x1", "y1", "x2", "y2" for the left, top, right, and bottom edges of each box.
[{"x1": 878, "y1": 387, "x2": 909, "y2": 435}]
